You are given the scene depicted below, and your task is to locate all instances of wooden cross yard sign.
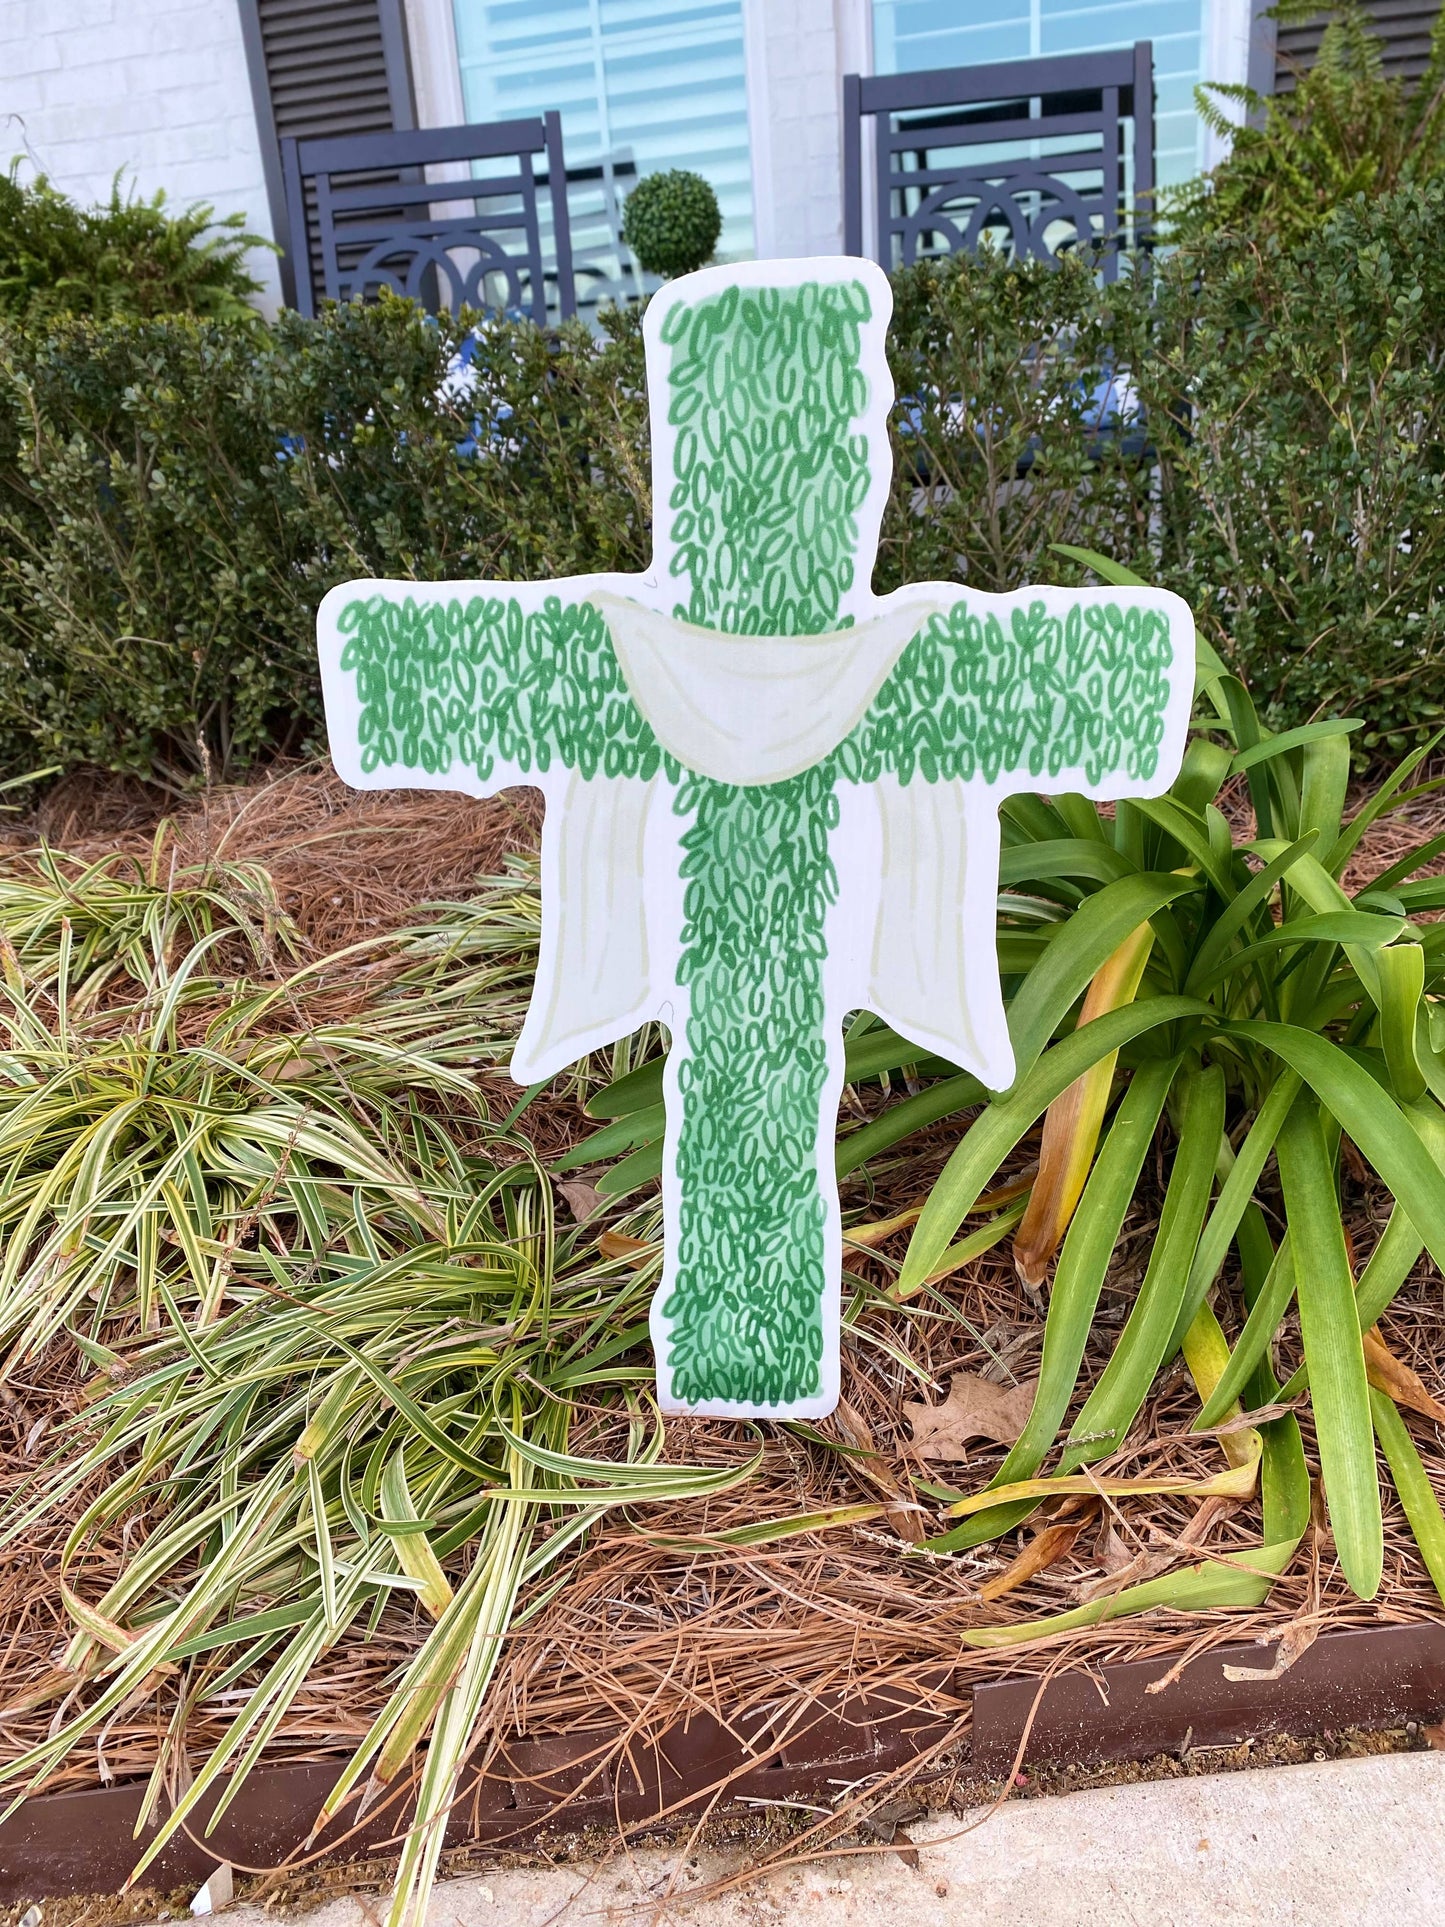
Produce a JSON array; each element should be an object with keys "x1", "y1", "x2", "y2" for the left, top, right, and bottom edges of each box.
[{"x1": 318, "y1": 257, "x2": 1193, "y2": 1419}]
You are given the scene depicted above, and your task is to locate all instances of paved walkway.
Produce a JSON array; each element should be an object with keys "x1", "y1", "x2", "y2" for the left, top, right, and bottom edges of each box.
[{"x1": 200, "y1": 1751, "x2": 1445, "y2": 1926}]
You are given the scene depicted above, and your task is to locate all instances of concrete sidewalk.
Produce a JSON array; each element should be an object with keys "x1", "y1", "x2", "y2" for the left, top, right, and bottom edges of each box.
[{"x1": 201, "y1": 1750, "x2": 1445, "y2": 1926}]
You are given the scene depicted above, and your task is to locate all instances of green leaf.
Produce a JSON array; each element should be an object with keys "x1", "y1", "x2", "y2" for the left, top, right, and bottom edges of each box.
[
  {"x1": 1230, "y1": 720, "x2": 1363, "y2": 775},
  {"x1": 1005, "y1": 873, "x2": 1200, "y2": 1086},
  {"x1": 554, "y1": 1101, "x2": 665, "y2": 1169},
  {"x1": 1182, "y1": 833, "x2": 1319, "y2": 995},
  {"x1": 1277, "y1": 1099, "x2": 1445, "y2": 1404},
  {"x1": 1194, "y1": 1236, "x2": 1296, "y2": 1430},
  {"x1": 1168, "y1": 1069, "x2": 1301, "y2": 1356},
  {"x1": 836, "y1": 1072, "x2": 985, "y2": 1178},
  {"x1": 1171, "y1": 737, "x2": 1234, "y2": 816},
  {"x1": 1370, "y1": 1388, "x2": 1445, "y2": 1604},
  {"x1": 1047, "y1": 543, "x2": 1150, "y2": 588},
  {"x1": 1275, "y1": 1094, "x2": 1381, "y2": 1600},
  {"x1": 1129, "y1": 796, "x2": 1237, "y2": 897},
  {"x1": 899, "y1": 995, "x2": 1209, "y2": 1294},
  {"x1": 958, "y1": 1540, "x2": 1299, "y2": 1645},
  {"x1": 1298, "y1": 730, "x2": 1352, "y2": 856},
  {"x1": 1060, "y1": 1063, "x2": 1224, "y2": 1469},
  {"x1": 925, "y1": 1055, "x2": 1177, "y2": 1552},
  {"x1": 1260, "y1": 1411, "x2": 1312, "y2": 1549},
  {"x1": 585, "y1": 1056, "x2": 664, "y2": 1119},
  {"x1": 1191, "y1": 911, "x2": 1405, "y2": 993},
  {"x1": 1325, "y1": 729, "x2": 1444, "y2": 877},
  {"x1": 1377, "y1": 943, "x2": 1426, "y2": 1103},
  {"x1": 594, "y1": 1137, "x2": 664, "y2": 1197},
  {"x1": 843, "y1": 1027, "x2": 960, "y2": 1085},
  {"x1": 1228, "y1": 1022, "x2": 1445, "y2": 1276},
  {"x1": 641, "y1": 1501, "x2": 889, "y2": 1549},
  {"x1": 997, "y1": 839, "x2": 1134, "y2": 887}
]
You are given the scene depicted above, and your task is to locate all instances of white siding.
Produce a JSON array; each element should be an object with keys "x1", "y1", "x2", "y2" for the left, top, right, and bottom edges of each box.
[
  {"x1": 743, "y1": 0, "x2": 871, "y2": 258},
  {"x1": 0, "y1": 0, "x2": 282, "y2": 311}
]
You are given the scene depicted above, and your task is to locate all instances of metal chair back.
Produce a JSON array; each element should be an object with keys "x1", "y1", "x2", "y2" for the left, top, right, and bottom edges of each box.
[
  {"x1": 844, "y1": 44, "x2": 1154, "y2": 279},
  {"x1": 280, "y1": 115, "x2": 576, "y2": 321}
]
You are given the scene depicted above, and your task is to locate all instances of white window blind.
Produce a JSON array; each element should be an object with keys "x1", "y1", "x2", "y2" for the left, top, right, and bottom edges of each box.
[
  {"x1": 452, "y1": 0, "x2": 754, "y2": 309},
  {"x1": 872, "y1": 0, "x2": 1211, "y2": 189}
]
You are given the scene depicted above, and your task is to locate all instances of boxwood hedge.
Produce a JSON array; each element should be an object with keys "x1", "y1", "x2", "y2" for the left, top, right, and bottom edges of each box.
[{"x1": 1, "y1": 183, "x2": 1441, "y2": 787}]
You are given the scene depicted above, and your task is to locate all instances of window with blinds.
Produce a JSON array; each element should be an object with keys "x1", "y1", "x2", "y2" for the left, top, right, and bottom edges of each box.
[
  {"x1": 871, "y1": 0, "x2": 1209, "y2": 190},
  {"x1": 450, "y1": 0, "x2": 754, "y2": 312}
]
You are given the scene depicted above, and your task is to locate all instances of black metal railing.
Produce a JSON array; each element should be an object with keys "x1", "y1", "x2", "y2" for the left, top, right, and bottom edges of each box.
[
  {"x1": 280, "y1": 115, "x2": 577, "y2": 322},
  {"x1": 844, "y1": 44, "x2": 1155, "y2": 279}
]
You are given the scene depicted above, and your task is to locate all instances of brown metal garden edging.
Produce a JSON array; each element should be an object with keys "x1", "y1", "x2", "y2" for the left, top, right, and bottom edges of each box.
[{"x1": 3, "y1": 1622, "x2": 1442, "y2": 1904}]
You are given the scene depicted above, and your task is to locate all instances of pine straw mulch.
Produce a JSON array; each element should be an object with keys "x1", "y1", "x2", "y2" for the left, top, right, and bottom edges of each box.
[{"x1": 0, "y1": 762, "x2": 1443, "y2": 1840}]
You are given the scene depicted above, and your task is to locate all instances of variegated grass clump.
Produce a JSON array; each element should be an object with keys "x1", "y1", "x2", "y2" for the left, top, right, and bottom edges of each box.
[{"x1": 0, "y1": 841, "x2": 745, "y2": 1927}]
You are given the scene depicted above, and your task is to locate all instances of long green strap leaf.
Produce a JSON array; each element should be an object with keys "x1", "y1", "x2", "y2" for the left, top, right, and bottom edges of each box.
[
  {"x1": 837, "y1": 1073, "x2": 985, "y2": 1178},
  {"x1": 998, "y1": 839, "x2": 1134, "y2": 887},
  {"x1": 924, "y1": 1056, "x2": 1177, "y2": 1553},
  {"x1": 1194, "y1": 1237, "x2": 1296, "y2": 1430},
  {"x1": 1168, "y1": 1070, "x2": 1301, "y2": 1355},
  {"x1": 1231, "y1": 720, "x2": 1362, "y2": 774},
  {"x1": 1298, "y1": 730, "x2": 1353, "y2": 857},
  {"x1": 1060, "y1": 1062, "x2": 1223, "y2": 1471},
  {"x1": 1183, "y1": 833, "x2": 1319, "y2": 995},
  {"x1": 1225, "y1": 1022, "x2": 1445, "y2": 1275},
  {"x1": 1370, "y1": 1388, "x2": 1445, "y2": 1604},
  {"x1": 901, "y1": 995, "x2": 1209, "y2": 1292},
  {"x1": 1275, "y1": 1095, "x2": 1382, "y2": 1601},
  {"x1": 961, "y1": 1540, "x2": 1300, "y2": 1648},
  {"x1": 1192, "y1": 912, "x2": 1403, "y2": 994},
  {"x1": 1377, "y1": 942, "x2": 1427, "y2": 1103},
  {"x1": 1130, "y1": 796, "x2": 1236, "y2": 897},
  {"x1": 1004, "y1": 874, "x2": 1200, "y2": 1085}
]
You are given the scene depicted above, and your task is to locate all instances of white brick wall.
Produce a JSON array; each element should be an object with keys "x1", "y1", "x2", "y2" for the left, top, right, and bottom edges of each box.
[
  {"x1": 743, "y1": 0, "x2": 871, "y2": 259},
  {"x1": 0, "y1": 0, "x2": 282, "y2": 311}
]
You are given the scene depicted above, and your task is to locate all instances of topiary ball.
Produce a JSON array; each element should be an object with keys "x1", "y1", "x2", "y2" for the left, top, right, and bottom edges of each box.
[{"x1": 621, "y1": 170, "x2": 722, "y2": 280}]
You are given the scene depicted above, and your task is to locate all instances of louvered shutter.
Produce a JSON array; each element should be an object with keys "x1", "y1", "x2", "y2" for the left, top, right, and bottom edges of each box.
[
  {"x1": 1275, "y1": 1, "x2": 1440, "y2": 92},
  {"x1": 239, "y1": 0, "x2": 416, "y2": 307}
]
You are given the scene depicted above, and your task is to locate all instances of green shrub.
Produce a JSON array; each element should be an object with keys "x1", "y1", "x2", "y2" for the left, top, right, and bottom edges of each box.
[
  {"x1": 3, "y1": 186, "x2": 1445, "y2": 786},
  {"x1": 620, "y1": 169, "x2": 722, "y2": 278},
  {"x1": 879, "y1": 248, "x2": 1157, "y2": 595},
  {"x1": 0, "y1": 164, "x2": 271, "y2": 324},
  {"x1": 1147, "y1": 183, "x2": 1445, "y2": 751},
  {"x1": 1166, "y1": 2, "x2": 1445, "y2": 247},
  {"x1": 0, "y1": 296, "x2": 650, "y2": 785}
]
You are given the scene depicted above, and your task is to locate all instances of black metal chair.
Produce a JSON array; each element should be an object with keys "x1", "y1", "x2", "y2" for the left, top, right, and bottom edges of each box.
[
  {"x1": 843, "y1": 44, "x2": 1154, "y2": 279},
  {"x1": 280, "y1": 116, "x2": 576, "y2": 321}
]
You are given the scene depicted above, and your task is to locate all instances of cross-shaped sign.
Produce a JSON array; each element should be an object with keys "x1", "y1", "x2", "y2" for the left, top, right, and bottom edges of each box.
[{"x1": 319, "y1": 257, "x2": 1193, "y2": 1419}]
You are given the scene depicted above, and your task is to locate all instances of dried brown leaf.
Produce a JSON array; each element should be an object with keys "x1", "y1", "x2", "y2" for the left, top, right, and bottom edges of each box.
[
  {"x1": 1364, "y1": 1328, "x2": 1445, "y2": 1426},
  {"x1": 903, "y1": 1373, "x2": 1037, "y2": 1459},
  {"x1": 979, "y1": 1514, "x2": 1088, "y2": 1602},
  {"x1": 556, "y1": 1179, "x2": 604, "y2": 1223},
  {"x1": 1221, "y1": 1617, "x2": 1322, "y2": 1682},
  {"x1": 598, "y1": 1231, "x2": 654, "y2": 1264}
]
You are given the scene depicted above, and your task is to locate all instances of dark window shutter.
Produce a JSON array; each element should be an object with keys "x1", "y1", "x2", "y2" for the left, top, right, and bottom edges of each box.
[
  {"x1": 1275, "y1": 2, "x2": 1440, "y2": 93},
  {"x1": 239, "y1": 0, "x2": 416, "y2": 306}
]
